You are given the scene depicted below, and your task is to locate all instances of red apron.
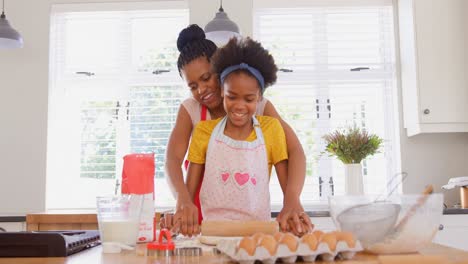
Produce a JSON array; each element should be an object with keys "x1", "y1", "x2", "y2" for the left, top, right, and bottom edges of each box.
[{"x1": 184, "y1": 105, "x2": 207, "y2": 224}]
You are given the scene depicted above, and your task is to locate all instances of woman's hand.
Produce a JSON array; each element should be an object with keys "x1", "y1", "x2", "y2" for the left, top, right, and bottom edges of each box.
[
  {"x1": 277, "y1": 198, "x2": 314, "y2": 236},
  {"x1": 159, "y1": 212, "x2": 175, "y2": 230},
  {"x1": 171, "y1": 198, "x2": 200, "y2": 237}
]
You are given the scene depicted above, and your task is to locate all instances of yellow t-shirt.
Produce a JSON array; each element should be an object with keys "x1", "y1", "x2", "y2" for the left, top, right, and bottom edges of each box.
[{"x1": 187, "y1": 116, "x2": 288, "y2": 175}]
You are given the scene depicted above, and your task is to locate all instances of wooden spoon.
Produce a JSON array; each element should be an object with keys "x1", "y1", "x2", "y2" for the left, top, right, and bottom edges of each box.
[{"x1": 393, "y1": 184, "x2": 434, "y2": 232}]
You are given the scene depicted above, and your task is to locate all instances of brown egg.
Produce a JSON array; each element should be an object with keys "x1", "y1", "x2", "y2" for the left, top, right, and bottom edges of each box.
[
  {"x1": 237, "y1": 237, "x2": 256, "y2": 256},
  {"x1": 273, "y1": 232, "x2": 284, "y2": 242},
  {"x1": 259, "y1": 234, "x2": 278, "y2": 256},
  {"x1": 279, "y1": 232, "x2": 299, "y2": 252},
  {"x1": 312, "y1": 230, "x2": 324, "y2": 240},
  {"x1": 300, "y1": 233, "x2": 318, "y2": 250},
  {"x1": 335, "y1": 231, "x2": 356, "y2": 248},
  {"x1": 320, "y1": 232, "x2": 337, "y2": 251},
  {"x1": 251, "y1": 232, "x2": 265, "y2": 245}
]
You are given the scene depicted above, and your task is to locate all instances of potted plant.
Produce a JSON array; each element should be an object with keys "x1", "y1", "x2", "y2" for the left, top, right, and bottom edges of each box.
[{"x1": 323, "y1": 126, "x2": 383, "y2": 195}]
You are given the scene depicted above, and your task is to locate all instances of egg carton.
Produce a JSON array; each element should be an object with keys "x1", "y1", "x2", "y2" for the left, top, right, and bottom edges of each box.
[{"x1": 217, "y1": 238, "x2": 362, "y2": 264}]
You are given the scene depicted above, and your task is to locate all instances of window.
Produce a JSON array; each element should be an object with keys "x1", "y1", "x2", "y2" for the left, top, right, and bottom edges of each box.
[
  {"x1": 47, "y1": 2, "x2": 189, "y2": 209},
  {"x1": 47, "y1": 1, "x2": 400, "y2": 211},
  {"x1": 254, "y1": 0, "x2": 400, "y2": 209}
]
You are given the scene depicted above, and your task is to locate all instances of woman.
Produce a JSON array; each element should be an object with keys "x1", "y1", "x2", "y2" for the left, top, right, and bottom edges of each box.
[{"x1": 164, "y1": 24, "x2": 311, "y2": 236}]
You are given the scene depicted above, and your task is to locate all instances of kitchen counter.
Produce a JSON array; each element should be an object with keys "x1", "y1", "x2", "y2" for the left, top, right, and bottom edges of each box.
[
  {"x1": 443, "y1": 208, "x2": 468, "y2": 215},
  {"x1": 0, "y1": 216, "x2": 25, "y2": 222},
  {"x1": 22, "y1": 207, "x2": 468, "y2": 232},
  {"x1": 273, "y1": 211, "x2": 331, "y2": 217},
  {"x1": 0, "y1": 243, "x2": 467, "y2": 264},
  {"x1": 299, "y1": 208, "x2": 468, "y2": 216}
]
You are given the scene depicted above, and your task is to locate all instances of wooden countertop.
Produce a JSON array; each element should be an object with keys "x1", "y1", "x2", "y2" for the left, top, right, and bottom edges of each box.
[
  {"x1": 26, "y1": 210, "x2": 100, "y2": 231},
  {"x1": 0, "y1": 243, "x2": 467, "y2": 264},
  {"x1": 26, "y1": 210, "x2": 98, "y2": 224}
]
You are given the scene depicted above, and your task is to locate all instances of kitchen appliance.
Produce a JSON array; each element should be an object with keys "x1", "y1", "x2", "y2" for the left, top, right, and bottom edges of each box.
[
  {"x1": 0, "y1": 230, "x2": 100, "y2": 257},
  {"x1": 121, "y1": 153, "x2": 155, "y2": 242},
  {"x1": 442, "y1": 177, "x2": 468, "y2": 208}
]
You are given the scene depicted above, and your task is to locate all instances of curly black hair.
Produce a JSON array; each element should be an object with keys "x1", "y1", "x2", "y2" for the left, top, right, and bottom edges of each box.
[
  {"x1": 211, "y1": 37, "x2": 278, "y2": 94},
  {"x1": 176, "y1": 24, "x2": 217, "y2": 76}
]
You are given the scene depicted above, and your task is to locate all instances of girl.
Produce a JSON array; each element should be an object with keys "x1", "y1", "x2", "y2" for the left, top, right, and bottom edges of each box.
[
  {"x1": 173, "y1": 37, "x2": 311, "y2": 236},
  {"x1": 164, "y1": 25, "x2": 311, "y2": 236}
]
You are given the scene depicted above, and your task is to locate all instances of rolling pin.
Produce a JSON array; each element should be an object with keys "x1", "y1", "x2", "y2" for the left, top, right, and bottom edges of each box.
[{"x1": 201, "y1": 220, "x2": 279, "y2": 237}]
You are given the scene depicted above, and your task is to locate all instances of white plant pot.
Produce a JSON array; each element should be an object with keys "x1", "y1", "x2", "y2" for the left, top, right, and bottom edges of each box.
[{"x1": 344, "y1": 163, "x2": 364, "y2": 195}]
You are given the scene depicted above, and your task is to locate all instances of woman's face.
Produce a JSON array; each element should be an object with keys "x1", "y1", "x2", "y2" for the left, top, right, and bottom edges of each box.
[
  {"x1": 181, "y1": 57, "x2": 222, "y2": 110},
  {"x1": 222, "y1": 71, "x2": 261, "y2": 128}
]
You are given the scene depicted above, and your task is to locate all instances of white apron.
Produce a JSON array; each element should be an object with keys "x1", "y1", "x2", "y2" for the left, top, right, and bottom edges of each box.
[{"x1": 199, "y1": 116, "x2": 271, "y2": 221}]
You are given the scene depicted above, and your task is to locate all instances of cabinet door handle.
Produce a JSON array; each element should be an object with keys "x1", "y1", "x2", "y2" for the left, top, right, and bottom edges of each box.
[
  {"x1": 438, "y1": 224, "x2": 444, "y2": 230},
  {"x1": 423, "y1": 109, "x2": 430, "y2": 115}
]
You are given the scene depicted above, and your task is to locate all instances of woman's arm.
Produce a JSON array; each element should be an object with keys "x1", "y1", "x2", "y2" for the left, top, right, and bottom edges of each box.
[
  {"x1": 263, "y1": 101, "x2": 313, "y2": 235},
  {"x1": 165, "y1": 105, "x2": 193, "y2": 201},
  {"x1": 186, "y1": 163, "x2": 204, "y2": 204},
  {"x1": 174, "y1": 162, "x2": 204, "y2": 237},
  {"x1": 164, "y1": 105, "x2": 199, "y2": 233},
  {"x1": 274, "y1": 159, "x2": 289, "y2": 193}
]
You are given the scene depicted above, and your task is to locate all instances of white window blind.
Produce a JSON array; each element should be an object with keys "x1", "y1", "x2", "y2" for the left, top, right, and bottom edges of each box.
[
  {"x1": 254, "y1": 1, "x2": 400, "y2": 208},
  {"x1": 47, "y1": 3, "x2": 189, "y2": 209}
]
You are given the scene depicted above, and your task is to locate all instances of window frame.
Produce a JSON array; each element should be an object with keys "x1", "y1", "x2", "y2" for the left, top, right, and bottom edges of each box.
[
  {"x1": 253, "y1": 0, "x2": 401, "y2": 207},
  {"x1": 46, "y1": 2, "x2": 189, "y2": 210}
]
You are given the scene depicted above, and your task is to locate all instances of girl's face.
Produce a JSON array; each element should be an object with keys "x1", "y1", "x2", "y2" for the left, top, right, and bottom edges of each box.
[
  {"x1": 222, "y1": 71, "x2": 261, "y2": 128},
  {"x1": 181, "y1": 57, "x2": 223, "y2": 110}
]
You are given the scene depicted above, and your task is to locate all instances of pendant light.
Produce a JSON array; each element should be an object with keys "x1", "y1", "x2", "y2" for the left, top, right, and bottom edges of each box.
[
  {"x1": 0, "y1": 0, "x2": 23, "y2": 49},
  {"x1": 204, "y1": 0, "x2": 240, "y2": 47}
]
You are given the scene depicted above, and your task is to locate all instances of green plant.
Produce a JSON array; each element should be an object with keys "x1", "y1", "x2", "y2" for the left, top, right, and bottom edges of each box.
[{"x1": 322, "y1": 126, "x2": 383, "y2": 164}]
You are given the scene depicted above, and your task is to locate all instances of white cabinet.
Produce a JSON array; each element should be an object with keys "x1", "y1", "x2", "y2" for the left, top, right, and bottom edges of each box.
[
  {"x1": 0, "y1": 222, "x2": 25, "y2": 232},
  {"x1": 398, "y1": 0, "x2": 468, "y2": 136},
  {"x1": 433, "y1": 215, "x2": 468, "y2": 251}
]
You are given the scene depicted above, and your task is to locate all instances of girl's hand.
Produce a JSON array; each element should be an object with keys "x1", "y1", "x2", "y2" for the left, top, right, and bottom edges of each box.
[
  {"x1": 171, "y1": 199, "x2": 200, "y2": 237},
  {"x1": 277, "y1": 199, "x2": 314, "y2": 237}
]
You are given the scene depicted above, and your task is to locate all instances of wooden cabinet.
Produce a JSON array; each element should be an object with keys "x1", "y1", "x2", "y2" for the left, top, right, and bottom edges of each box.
[
  {"x1": 433, "y1": 215, "x2": 468, "y2": 251},
  {"x1": 398, "y1": 0, "x2": 468, "y2": 136},
  {"x1": 25, "y1": 211, "x2": 162, "y2": 231},
  {"x1": 26, "y1": 211, "x2": 98, "y2": 231}
]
